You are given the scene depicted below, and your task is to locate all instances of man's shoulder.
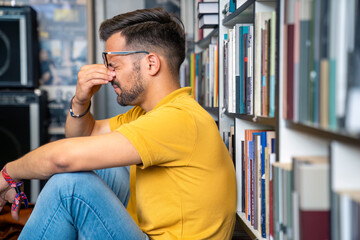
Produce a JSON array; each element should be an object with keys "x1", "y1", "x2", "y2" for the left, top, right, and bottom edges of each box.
[{"x1": 109, "y1": 106, "x2": 146, "y2": 131}]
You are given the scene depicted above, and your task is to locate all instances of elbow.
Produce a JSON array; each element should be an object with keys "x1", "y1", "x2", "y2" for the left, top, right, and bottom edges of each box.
[
  {"x1": 49, "y1": 147, "x2": 73, "y2": 174},
  {"x1": 34, "y1": 153, "x2": 71, "y2": 180},
  {"x1": 51, "y1": 155, "x2": 71, "y2": 174}
]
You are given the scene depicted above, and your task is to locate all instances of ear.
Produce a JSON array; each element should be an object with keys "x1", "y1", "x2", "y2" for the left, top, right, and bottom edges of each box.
[{"x1": 145, "y1": 53, "x2": 160, "y2": 76}]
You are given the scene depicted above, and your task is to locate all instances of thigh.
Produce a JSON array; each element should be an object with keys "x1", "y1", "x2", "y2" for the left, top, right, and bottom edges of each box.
[
  {"x1": 19, "y1": 171, "x2": 146, "y2": 240},
  {"x1": 94, "y1": 166, "x2": 130, "y2": 207}
]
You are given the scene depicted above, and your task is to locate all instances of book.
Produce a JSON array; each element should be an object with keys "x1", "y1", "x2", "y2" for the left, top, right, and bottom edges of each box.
[
  {"x1": 334, "y1": 0, "x2": 355, "y2": 129},
  {"x1": 292, "y1": 156, "x2": 330, "y2": 240},
  {"x1": 298, "y1": 0, "x2": 311, "y2": 124},
  {"x1": 319, "y1": 0, "x2": 329, "y2": 128},
  {"x1": 293, "y1": 0, "x2": 300, "y2": 122},
  {"x1": 199, "y1": 14, "x2": 219, "y2": 29},
  {"x1": 269, "y1": 11, "x2": 276, "y2": 118},
  {"x1": 235, "y1": 124, "x2": 244, "y2": 212},
  {"x1": 195, "y1": 0, "x2": 204, "y2": 41},
  {"x1": 224, "y1": 33, "x2": 229, "y2": 111},
  {"x1": 244, "y1": 129, "x2": 264, "y2": 221},
  {"x1": 235, "y1": 24, "x2": 252, "y2": 114},
  {"x1": 272, "y1": 162, "x2": 292, "y2": 240},
  {"x1": 328, "y1": 0, "x2": 338, "y2": 129},
  {"x1": 229, "y1": 0, "x2": 236, "y2": 13},
  {"x1": 227, "y1": 28, "x2": 235, "y2": 113},
  {"x1": 345, "y1": 0, "x2": 360, "y2": 134},
  {"x1": 254, "y1": 11, "x2": 272, "y2": 116},
  {"x1": 285, "y1": 0, "x2": 296, "y2": 120},
  {"x1": 245, "y1": 26, "x2": 254, "y2": 115},
  {"x1": 260, "y1": 131, "x2": 267, "y2": 238},
  {"x1": 197, "y1": 1, "x2": 218, "y2": 16},
  {"x1": 268, "y1": 135, "x2": 276, "y2": 240},
  {"x1": 332, "y1": 190, "x2": 360, "y2": 240}
]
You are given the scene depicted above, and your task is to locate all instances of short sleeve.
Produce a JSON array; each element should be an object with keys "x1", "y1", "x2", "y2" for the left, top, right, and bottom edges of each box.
[
  {"x1": 116, "y1": 107, "x2": 196, "y2": 169},
  {"x1": 109, "y1": 106, "x2": 146, "y2": 131}
]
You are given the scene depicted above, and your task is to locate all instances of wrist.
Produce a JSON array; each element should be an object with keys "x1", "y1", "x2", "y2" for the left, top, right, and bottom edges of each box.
[
  {"x1": 2, "y1": 165, "x2": 22, "y2": 188},
  {"x1": 72, "y1": 95, "x2": 90, "y2": 106},
  {"x1": 2, "y1": 164, "x2": 21, "y2": 183},
  {"x1": 69, "y1": 95, "x2": 91, "y2": 118},
  {"x1": 1, "y1": 165, "x2": 28, "y2": 210}
]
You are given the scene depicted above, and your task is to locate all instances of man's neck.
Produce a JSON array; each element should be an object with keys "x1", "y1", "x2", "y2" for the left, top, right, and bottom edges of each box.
[{"x1": 140, "y1": 77, "x2": 181, "y2": 112}]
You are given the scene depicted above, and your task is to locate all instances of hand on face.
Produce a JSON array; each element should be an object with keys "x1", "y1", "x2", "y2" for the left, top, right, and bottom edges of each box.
[
  {"x1": 75, "y1": 64, "x2": 115, "y2": 104},
  {"x1": 0, "y1": 175, "x2": 19, "y2": 220}
]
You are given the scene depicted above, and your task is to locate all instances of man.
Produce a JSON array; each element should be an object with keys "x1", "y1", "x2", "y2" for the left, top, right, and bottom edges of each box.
[{"x1": 0, "y1": 8, "x2": 236, "y2": 239}]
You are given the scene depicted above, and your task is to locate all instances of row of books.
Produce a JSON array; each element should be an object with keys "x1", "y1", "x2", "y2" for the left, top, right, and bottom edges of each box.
[
  {"x1": 228, "y1": 133, "x2": 359, "y2": 240},
  {"x1": 332, "y1": 190, "x2": 360, "y2": 240},
  {"x1": 273, "y1": 156, "x2": 330, "y2": 240},
  {"x1": 227, "y1": 128, "x2": 276, "y2": 239},
  {"x1": 222, "y1": 0, "x2": 247, "y2": 16},
  {"x1": 273, "y1": 155, "x2": 360, "y2": 240},
  {"x1": 189, "y1": 43, "x2": 219, "y2": 107},
  {"x1": 282, "y1": 0, "x2": 360, "y2": 134},
  {"x1": 198, "y1": 1, "x2": 218, "y2": 29},
  {"x1": 195, "y1": 1, "x2": 219, "y2": 42},
  {"x1": 223, "y1": 10, "x2": 276, "y2": 117}
]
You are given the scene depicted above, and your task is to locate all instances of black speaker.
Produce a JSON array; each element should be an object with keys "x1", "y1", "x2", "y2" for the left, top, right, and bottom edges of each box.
[
  {"x1": 0, "y1": 90, "x2": 49, "y2": 202},
  {"x1": 0, "y1": 6, "x2": 39, "y2": 89}
]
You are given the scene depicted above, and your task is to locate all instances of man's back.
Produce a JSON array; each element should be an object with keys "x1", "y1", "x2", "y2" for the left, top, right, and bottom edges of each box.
[{"x1": 111, "y1": 87, "x2": 237, "y2": 239}]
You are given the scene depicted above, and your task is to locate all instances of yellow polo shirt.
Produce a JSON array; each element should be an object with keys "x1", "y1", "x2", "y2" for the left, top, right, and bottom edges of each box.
[{"x1": 109, "y1": 87, "x2": 236, "y2": 239}]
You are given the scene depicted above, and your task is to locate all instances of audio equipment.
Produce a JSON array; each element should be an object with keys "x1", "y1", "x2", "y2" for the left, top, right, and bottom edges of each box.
[
  {"x1": 0, "y1": 6, "x2": 39, "y2": 88},
  {"x1": 0, "y1": 90, "x2": 49, "y2": 202}
]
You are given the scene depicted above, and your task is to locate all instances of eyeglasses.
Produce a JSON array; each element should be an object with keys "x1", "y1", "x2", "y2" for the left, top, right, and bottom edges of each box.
[{"x1": 102, "y1": 51, "x2": 150, "y2": 68}]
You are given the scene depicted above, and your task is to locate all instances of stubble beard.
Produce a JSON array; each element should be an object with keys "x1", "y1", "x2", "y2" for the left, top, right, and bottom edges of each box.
[{"x1": 116, "y1": 61, "x2": 144, "y2": 106}]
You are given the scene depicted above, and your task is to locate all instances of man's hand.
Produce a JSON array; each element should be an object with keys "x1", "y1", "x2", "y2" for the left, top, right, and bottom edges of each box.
[
  {"x1": 65, "y1": 64, "x2": 115, "y2": 138},
  {"x1": 75, "y1": 64, "x2": 115, "y2": 105},
  {"x1": 0, "y1": 175, "x2": 20, "y2": 220}
]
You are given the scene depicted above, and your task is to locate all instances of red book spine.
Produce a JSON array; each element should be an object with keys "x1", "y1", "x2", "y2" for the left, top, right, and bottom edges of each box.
[
  {"x1": 250, "y1": 158, "x2": 254, "y2": 226},
  {"x1": 300, "y1": 210, "x2": 330, "y2": 240},
  {"x1": 269, "y1": 174, "x2": 274, "y2": 238},
  {"x1": 287, "y1": 24, "x2": 295, "y2": 120}
]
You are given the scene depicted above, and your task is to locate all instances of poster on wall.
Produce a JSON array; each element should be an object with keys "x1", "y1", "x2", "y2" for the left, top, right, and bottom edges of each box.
[
  {"x1": 32, "y1": 1, "x2": 88, "y2": 139},
  {"x1": 5, "y1": 0, "x2": 91, "y2": 140}
]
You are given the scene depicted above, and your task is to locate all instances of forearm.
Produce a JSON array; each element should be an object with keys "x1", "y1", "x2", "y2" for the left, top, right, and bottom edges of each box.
[
  {"x1": 65, "y1": 96, "x2": 96, "y2": 138},
  {"x1": 4, "y1": 140, "x2": 69, "y2": 181},
  {"x1": 4, "y1": 132, "x2": 142, "y2": 182}
]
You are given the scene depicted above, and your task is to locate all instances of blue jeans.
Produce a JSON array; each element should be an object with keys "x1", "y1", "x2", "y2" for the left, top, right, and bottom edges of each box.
[{"x1": 19, "y1": 167, "x2": 149, "y2": 240}]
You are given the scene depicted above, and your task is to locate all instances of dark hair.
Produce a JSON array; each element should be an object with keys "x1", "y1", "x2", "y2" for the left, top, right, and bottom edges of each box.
[{"x1": 99, "y1": 8, "x2": 185, "y2": 75}]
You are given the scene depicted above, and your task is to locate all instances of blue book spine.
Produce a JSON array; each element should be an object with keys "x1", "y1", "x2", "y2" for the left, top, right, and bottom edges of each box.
[
  {"x1": 269, "y1": 75, "x2": 275, "y2": 117},
  {"x1": 239, "y1": 26, "x2": 245, "y2": 113},
  {"x1": 248, "y1": 140, "x2": 253, "y2": 221},
  {"x1": 329, "y1": 60, "x2": 336, "y2": 130},
  {"x1": 260, "y1": 131, "x2": 267, "y2": 238},
  {"x1": 229, "y1": 0, "x2": 236, "y2": 13}
]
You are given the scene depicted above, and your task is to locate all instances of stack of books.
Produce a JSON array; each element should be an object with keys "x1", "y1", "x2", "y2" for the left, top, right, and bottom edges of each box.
[{"x1": 198, "y1": 1, "x2": 218, "y2": 29}]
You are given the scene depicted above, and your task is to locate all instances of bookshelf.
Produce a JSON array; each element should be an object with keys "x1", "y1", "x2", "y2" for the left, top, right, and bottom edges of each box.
[
  {"x1": 196, "y1": 28, "x2": 219, "y2": 49},
  {"x1": 190, "y1": 0, "x2": 360, "y2": 239}
]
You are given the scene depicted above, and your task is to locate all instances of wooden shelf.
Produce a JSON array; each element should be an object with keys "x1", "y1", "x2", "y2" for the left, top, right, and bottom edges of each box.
[
  {"x1": 226, "y1": 112, "x2": 276, "y2": 127},
  {"x1": 236, "y1": 212, "x2": 264, "y2": 240},
  {"x1": 222, "y1": 0, "x2": 254, "y2": 26},
  {"x1": 196, "y1": 28, "x2": 219, "y2": 49},
  {"x1": 286, "y1": 121, "x2": 360, "y2": 147}
]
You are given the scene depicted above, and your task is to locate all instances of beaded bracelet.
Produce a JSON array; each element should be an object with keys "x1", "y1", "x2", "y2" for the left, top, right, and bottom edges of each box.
[
  {"x1": 1, "y1": 166, "x2": 29, "y2": 211},
  {"x1": 69, "y1": 96, "x2": 91, "y2": 118}
]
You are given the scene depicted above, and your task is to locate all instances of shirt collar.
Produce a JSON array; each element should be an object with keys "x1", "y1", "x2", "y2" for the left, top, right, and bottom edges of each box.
[{"x1": 151, "y1": 87, "x2": 192, "y2": 111}]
